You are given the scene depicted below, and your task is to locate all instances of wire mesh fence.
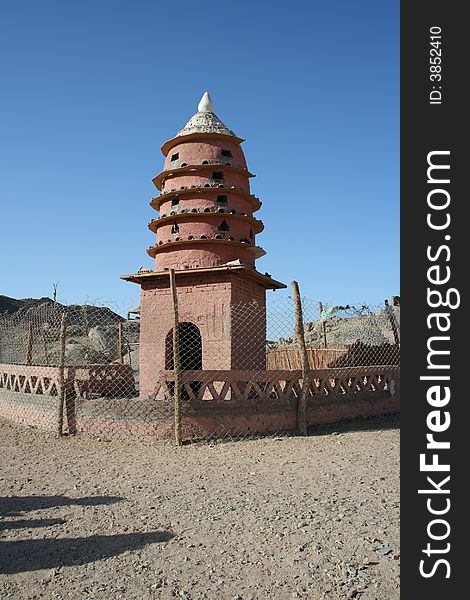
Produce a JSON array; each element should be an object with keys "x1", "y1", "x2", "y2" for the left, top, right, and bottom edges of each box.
[
  {"x1": 0, "y1": 290, "x2": 400, "y2": 443},
  {"x1": 267, "y1": 298, "x2": 400, "y2": 369}
]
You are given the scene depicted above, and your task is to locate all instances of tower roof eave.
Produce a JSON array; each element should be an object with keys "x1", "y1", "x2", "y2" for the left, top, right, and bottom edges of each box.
[
  {"x1": 148, "y1": 212, "x2": 264, "y2": 234},
  {"x1": 153, "y1": 163, "x2": 254, "y2": 190},
  {"x1": 146, "y1": 238, "x2": 266, "y2": 259},
  {"x1": 121, "y1": 265, "x2": 286, "y2": 290},
  {"x1": 150, "y1": 187, "x2": 262, "y2": 212}
]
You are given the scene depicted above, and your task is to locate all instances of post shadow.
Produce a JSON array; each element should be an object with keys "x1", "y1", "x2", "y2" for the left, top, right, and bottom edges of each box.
[
  {"x1": 0, "y1": 518, "x2": 66, "y2": 531},
  {"x1": 0, "y1": 530, "x2": 175, "y2": 574}
]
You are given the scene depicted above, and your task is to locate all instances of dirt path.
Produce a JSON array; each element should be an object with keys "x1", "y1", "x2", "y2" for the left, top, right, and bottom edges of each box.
[{"x1": 0, "y1": 417, "x2": 399, "y2": 600}]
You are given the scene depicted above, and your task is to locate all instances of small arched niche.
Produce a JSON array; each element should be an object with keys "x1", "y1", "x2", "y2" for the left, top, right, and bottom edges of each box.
[
  {"x1": 165, "y1": 323, "x2": 203, "y2": 370},
  {"x1": 165, "y1": 323, "x2": 203, "y2": 399}
]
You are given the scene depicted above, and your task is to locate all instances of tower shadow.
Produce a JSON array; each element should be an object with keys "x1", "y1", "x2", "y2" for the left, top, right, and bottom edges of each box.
[{"x1": 0, "y1": 494, "x2": 175, "y2": 574}]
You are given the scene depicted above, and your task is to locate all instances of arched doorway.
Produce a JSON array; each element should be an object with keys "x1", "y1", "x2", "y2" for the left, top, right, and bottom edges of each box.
[{"x1": 165, "y1": 323, "x2": 202, "y2": 399}]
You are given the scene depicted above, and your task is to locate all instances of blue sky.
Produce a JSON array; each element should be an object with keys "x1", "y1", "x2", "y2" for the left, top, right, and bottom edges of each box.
[{"x1": 0, "y1": 1, "x2": 399, "y2": 311}]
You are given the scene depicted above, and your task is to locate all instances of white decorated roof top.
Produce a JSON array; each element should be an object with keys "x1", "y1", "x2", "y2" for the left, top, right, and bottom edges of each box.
[{"x1": 175, "y1": 91, "x2": 236, "y2": 138}]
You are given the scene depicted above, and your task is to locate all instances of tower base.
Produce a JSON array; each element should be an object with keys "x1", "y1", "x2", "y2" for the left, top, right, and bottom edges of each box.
[{"x1": 121, "y1": 266, "x2": 285, "y2": 399}]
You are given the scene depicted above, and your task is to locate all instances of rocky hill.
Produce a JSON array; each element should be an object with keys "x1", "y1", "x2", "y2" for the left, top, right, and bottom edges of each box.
[
  {"x1": 0, "y1": 295, "x2": 138, "y2": 367},
  {"x1": 0, "y1": 295, "x2": 55, "y2": 316}
]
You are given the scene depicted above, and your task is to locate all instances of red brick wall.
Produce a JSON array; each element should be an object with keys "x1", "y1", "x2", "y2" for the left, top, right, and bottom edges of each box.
[
  {"x1": 159, "y1": 191, "x2": 255, "y2": 216},
  {"x1": 154, "y1": 242, "x2": 256, "y2": 270},
  {"x1": 140, "y1": 274, "x2": 229, "y2": 398},
  {"x1": 0, "y1": 388, "x2": 399, "y2": 439},
  {"x1": 180, "y1": 395, "x2": 400, "y2": 439},
  {"x1": 162, "y1": 171, "x2": 250, "y2": 194},
  {"x1": 163, "y1": 139, "x2": 247, "y2": 172},
  {"x1": 155, "y1": 217, "x2": 255, "y2": 244},
  {"x1": 230, "y1": 276, "x2": 267, "y2": 369},
  {"x1": 0, "y1": 373, "x2": 400, "y2": 440},
  {"x1": 139, "y1": 273, "x2": 269, "y2": 397}
]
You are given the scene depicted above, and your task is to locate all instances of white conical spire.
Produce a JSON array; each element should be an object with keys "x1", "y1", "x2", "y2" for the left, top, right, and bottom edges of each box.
[
  {"x1": 175, "y1": 92, "x2": 236, "y2": 138},
  {"x1": 197, "y1": 91, "x2": 215, "y2": 113}
]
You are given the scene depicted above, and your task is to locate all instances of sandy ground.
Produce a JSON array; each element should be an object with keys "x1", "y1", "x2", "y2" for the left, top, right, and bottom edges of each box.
[{"x1": 0, "y1": 416, "x2": 399, "y2": 600}]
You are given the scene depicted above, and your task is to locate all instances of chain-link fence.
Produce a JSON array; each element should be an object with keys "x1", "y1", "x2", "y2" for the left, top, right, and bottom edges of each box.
[
  {"x1": 166, "y1": 292, "x2": 400, "y2": 442},
  {"x1": 0, "y1": 290, "x2": 400, "y2": 443},
  {"x1": 267, "y1": 298, "x2": 400, "y2": 370},
  {"x1": 0, "y1": 301, "x2": 142, "y2": 437}
]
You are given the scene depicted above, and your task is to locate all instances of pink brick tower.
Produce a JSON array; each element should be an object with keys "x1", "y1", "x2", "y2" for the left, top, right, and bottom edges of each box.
[{"x1": 123, "y1": 93, "x2": 285, "y2": 399}]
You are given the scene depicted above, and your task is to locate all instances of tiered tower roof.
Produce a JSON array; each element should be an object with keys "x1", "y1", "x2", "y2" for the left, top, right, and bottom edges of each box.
[{"x1": 122, "y1": 93, "x2": 284, "y2": 290}]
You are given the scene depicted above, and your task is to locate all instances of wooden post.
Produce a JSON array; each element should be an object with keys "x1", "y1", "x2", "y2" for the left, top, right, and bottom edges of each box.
[
  {"x1": 118, "y1": 322, "x2": 124, "y2": 363},
  {"x1": 57, "y1": 312, "x2": 67, "y2": 437},
  {"x1": 169, "y1": 269, "x2": 182, "y2": 446},
  {"x1": 385, "y1": 299, "x2": 400, "y2": 350},
  {"x1": 26, "y1": 322, "x2": 34, "y2": 365},
  {"x1": 319, "y1": 302, "x2": 328, "y2": 349},
  {"x1": 292, "y1": 281, "x2": 310, "y2": 435}
]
